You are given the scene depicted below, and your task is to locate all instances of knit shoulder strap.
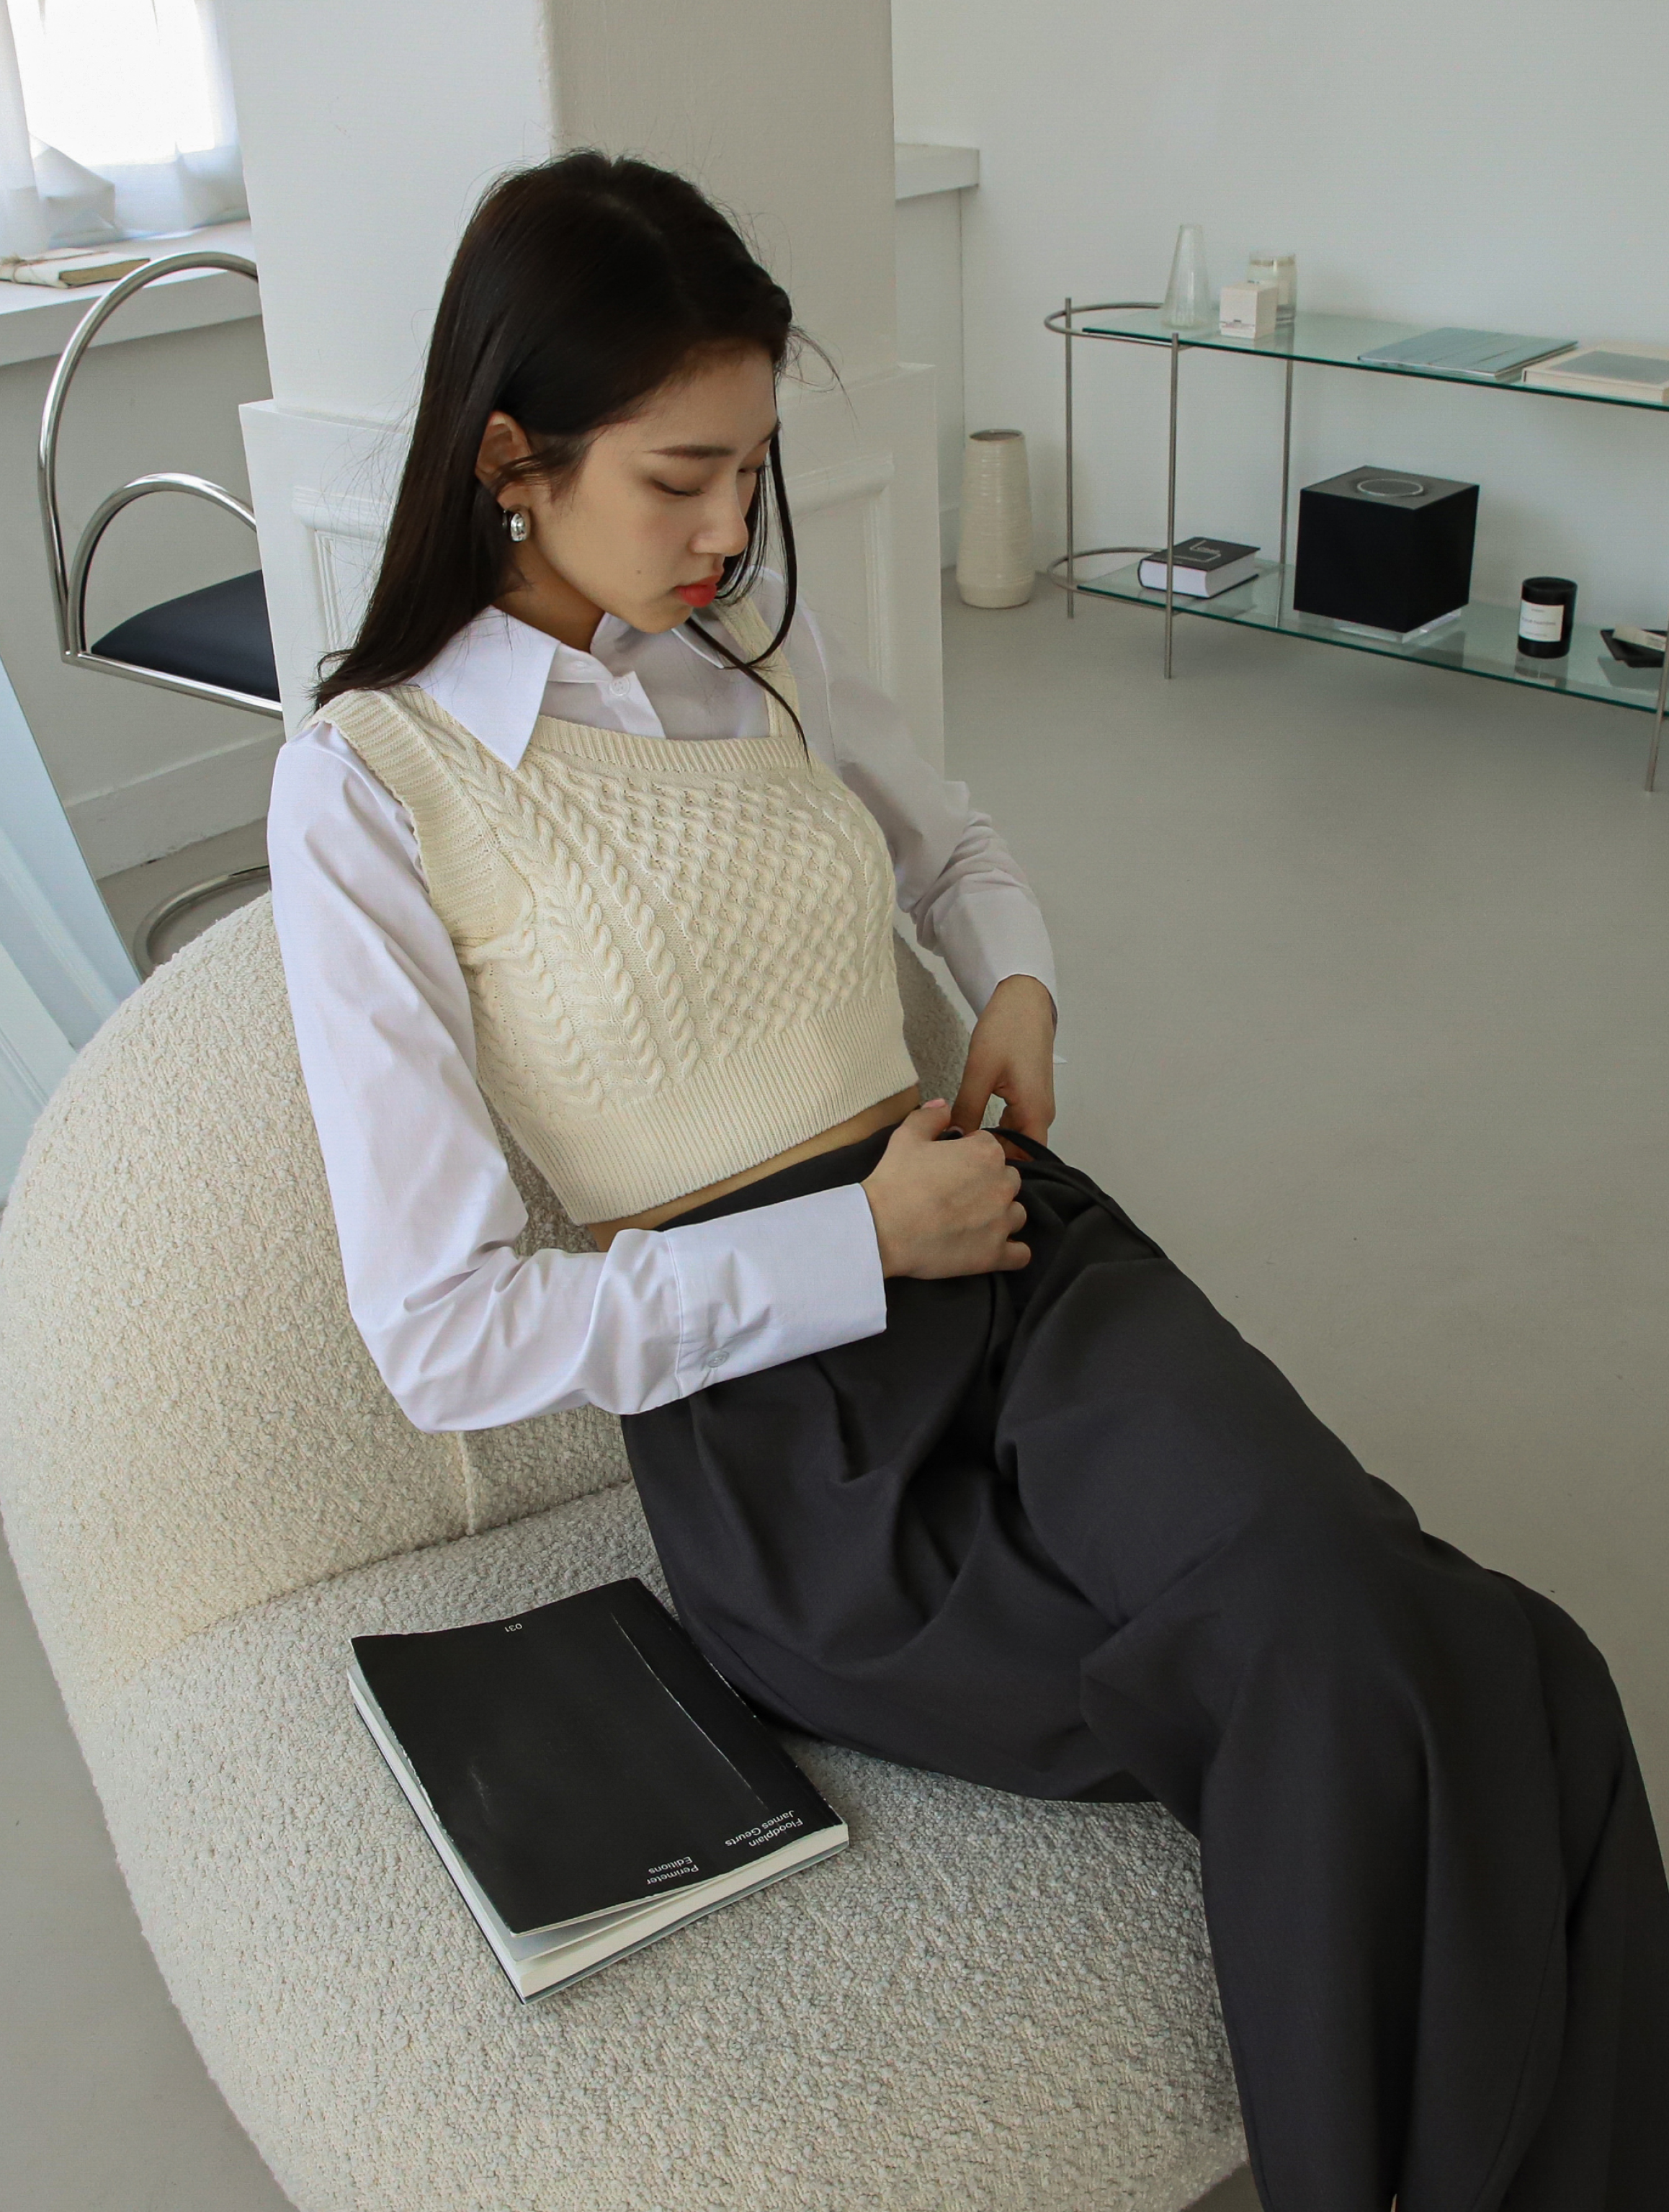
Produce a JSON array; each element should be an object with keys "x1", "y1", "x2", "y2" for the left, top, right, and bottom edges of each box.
[
  {"x1": 706, "y1": 594, "x2": 800, "y2": 733},
  {"x1": 323, "y1": 683, "x2": 522, "y2": 941}
]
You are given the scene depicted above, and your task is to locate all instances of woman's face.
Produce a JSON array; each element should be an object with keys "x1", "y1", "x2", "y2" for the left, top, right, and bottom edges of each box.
[{"x1": 477, "y1": 344, "x2": 779, "y2": 645}]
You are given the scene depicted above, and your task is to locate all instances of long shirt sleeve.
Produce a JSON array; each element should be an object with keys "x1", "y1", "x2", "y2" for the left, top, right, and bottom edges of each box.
[
  {"x1": 266, "y1": 590, "x2": 1057, "y2": 1432},
  {"x1": 795, "y1": 599, "x2": 1059, "y2": 1029},
  {"x1": 268, "y1": 735, "x2": 890, "y2": 1430}
]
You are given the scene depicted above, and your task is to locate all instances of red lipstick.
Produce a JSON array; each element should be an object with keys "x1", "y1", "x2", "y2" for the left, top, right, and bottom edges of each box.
[{"x1": 674, "y1": 574, "x2": 721, "y2": 607}]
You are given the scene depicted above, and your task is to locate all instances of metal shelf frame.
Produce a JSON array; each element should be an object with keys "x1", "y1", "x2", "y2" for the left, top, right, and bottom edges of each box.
[{"x1": 1046, "y1": 299, "x2": 1669, "y2": 791}]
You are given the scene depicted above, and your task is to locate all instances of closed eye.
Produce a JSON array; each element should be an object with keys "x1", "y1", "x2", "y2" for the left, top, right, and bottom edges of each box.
[{"x1": 652, "y1": 464, "x2": 763, "y2": 500}]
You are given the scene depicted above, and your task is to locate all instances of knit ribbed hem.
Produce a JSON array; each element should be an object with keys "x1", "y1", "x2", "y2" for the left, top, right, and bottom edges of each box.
[
  {"x1": 529, "y1": 717, "x2": 806, "y2": 780},
  {"x1": 504, "y1": 996, "x2": 921, "y2": 1224}
]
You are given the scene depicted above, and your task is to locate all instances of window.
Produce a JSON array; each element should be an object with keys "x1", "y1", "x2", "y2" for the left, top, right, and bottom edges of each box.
[{"x1": 0, "y1": 0, "x2": 246, "y2": 256}]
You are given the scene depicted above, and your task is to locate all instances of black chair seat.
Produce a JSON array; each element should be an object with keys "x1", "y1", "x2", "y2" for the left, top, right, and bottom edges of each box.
[{"x1": 91, "y1": 569, "x2": 279, "y2": 703}]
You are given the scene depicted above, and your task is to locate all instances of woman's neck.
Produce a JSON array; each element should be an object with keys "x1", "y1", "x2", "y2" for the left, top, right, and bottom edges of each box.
[{"x1": 495, "y1": 552, "x2": 605, "y2": 654}]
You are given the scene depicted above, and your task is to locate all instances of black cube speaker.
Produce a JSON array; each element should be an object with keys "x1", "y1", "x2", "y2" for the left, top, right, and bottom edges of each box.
[{"x1": 1293, "y1": 466, "x2": 1478, "y2": 637}]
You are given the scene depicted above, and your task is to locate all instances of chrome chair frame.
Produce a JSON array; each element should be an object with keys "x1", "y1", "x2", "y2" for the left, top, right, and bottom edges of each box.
[{"x1": 37, "y1": 249, "x2": 276, "y2": 976}]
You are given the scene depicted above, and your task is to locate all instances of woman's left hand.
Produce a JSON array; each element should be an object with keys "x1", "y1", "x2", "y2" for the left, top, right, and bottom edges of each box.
[{"x1": 949, "y1": 974, "x2": 1057, "y2": 1148}]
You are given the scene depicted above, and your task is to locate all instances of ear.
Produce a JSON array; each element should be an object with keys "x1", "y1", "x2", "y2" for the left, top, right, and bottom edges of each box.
[{"x1": 475, "y1": 410, "x2": 534, "y2": 494}]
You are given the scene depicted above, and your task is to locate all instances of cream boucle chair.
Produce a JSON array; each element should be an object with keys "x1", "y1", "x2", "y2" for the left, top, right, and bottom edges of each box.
[{"x1": 0, "y1": 896, "x2": 1243, "y2": 2212}]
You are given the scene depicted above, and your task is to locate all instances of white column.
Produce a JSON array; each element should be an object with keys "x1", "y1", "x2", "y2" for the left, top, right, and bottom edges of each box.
[
  {"x1": 218, "y1": 0, "x2": 556, "y2": 422},
  {"x1": 218, "y1": 0, "x2": 555, "y2": 733},
  {"x1": 223, "y1": 0, "x2": 944, "y2": 765},
  {"x1": 895, "y1": 144, "x2": 980, "y2": 566},
  {"x1": 550, "y1": 2, "x2": 942, "y2": 762}
]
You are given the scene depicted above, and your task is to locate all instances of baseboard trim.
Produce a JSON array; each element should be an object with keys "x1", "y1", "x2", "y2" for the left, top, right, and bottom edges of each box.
[{"x1": 67, "y1": 724, "x2": 282, "y2": 878}]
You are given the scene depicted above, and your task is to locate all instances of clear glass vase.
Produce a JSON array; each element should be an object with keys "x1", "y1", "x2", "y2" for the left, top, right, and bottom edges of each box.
[{"x1": 1158, "y1": 224, "x2": 1212, "y2": 333}]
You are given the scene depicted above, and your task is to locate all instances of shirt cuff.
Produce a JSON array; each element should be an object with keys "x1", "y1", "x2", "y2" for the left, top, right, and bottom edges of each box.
[
  {"x1": 663, "y1": 1179, "x2": 888, "y2": 1393},
  {"x1": 928, "y1": 886, "x2": 1059, "y2": 1027}
]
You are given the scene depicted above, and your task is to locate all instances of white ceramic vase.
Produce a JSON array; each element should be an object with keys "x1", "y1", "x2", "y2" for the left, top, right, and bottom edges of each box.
[{"x1": 956, "y1": 429, "x2": 1035, "y2": 608}]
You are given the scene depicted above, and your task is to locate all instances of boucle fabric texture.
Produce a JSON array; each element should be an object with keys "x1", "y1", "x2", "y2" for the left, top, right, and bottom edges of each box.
[
  {"x1": 0, "y1": 895, "x2": 1243, "y2": 2209},
  {"x1": 327, "y1": 597, "x2": 920, "y2": 1223},
  {"x1": 91, "y1": 1486, "x2": 1243, "y2": 2212},
  {"x1": 0, "y1": 894, "x2": 966, "y2": 1717}
]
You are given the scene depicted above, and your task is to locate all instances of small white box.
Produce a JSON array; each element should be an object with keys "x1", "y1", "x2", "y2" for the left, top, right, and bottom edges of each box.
[{"x1": 1219, "y1": 279, "x2": 1278, "y2": 339}]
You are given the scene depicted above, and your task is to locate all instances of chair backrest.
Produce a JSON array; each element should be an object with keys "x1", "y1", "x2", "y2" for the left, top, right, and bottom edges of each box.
[
  {"x1": 0, "y1": 896, "x2": 970, "y2": 1728},
  {"x1": 38, "y1": 248, "x2": 279, "y2": 721}
]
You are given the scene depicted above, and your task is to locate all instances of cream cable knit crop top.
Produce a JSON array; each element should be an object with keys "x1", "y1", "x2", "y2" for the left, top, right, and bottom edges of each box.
[{"x1": 327, "y1": 597, "x2": 919, "y2": 1224}]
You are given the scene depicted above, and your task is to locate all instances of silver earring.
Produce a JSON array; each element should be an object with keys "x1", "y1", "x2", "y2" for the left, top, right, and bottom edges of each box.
[{"x1": 505, "y1": 509, "x2": 529, "y2": 543}]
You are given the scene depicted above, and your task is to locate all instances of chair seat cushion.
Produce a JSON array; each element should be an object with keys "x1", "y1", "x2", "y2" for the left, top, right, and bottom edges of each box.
[
  {"x1": 82, "y1": 1481, "x2": 1242, "y2": 2212},
  {"x1": 91, "y1": 568, "x2": 279, "y2": 703}
]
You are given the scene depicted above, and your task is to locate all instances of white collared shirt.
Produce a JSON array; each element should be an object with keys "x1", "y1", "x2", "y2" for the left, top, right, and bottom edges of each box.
[{"x1": 266, "y1": 578, "x2": 1057, "y2": 1430}]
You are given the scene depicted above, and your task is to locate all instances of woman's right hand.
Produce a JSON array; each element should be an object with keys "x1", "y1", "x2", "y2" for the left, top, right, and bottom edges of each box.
[{"x1": 860, "y1": 1098, "x2": 1031, "y2": 1279}]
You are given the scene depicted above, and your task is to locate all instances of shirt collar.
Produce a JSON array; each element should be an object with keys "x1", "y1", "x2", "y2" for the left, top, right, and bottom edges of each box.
[
  {"x1": 408, "y1": 606, "x2": 567, "y2": 769},
  {"x1": 409, "y1": 603, "x2": 727, "y2": 769}
]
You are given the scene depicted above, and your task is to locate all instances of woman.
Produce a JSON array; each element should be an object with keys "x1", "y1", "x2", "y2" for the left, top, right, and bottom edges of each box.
[{"x1": 267, "y1": 153, "x2": 1668, "y2": 2211}]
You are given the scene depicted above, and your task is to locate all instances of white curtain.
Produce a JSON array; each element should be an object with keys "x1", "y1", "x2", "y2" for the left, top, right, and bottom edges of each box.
[
  {"x1": 0, "y1": 643, "x2": 135, "y2": 1052},
  {"x1": 0, "y1": 0, "x2": 246, "y2": 257}
]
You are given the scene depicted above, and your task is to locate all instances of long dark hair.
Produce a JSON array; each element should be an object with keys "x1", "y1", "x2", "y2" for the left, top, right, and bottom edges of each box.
[{"x1": 316, "y1": 152, "x2": 806, "y2": 732}]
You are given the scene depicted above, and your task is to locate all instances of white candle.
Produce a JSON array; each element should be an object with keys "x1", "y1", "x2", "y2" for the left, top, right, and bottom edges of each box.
[{"x1": 1247, "y1": 252, "x2": 1297, "y2": 326}]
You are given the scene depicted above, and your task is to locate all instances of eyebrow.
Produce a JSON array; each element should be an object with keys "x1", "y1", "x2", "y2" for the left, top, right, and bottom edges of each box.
[{"x1": 648, "y1": 425, "x2": 780, "y2": 460}]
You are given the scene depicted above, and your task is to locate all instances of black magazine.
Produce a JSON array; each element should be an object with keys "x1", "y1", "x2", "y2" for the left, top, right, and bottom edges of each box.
[{"x1": 350, "y1": 1579, "x2": 846, "y2": 1999}]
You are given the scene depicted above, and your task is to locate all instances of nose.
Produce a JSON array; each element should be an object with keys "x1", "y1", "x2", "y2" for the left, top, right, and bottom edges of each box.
[{"x1": 691, "y1": 480, "x2": 753, "y2": 560}]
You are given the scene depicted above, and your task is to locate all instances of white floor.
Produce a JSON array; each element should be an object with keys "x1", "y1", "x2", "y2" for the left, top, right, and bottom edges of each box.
[
  {"x1": 8, "y1": 574, "x2": 1668, "y2": 2211},
  {"x1": 950, "y1": 581, "x2": 1669, "y2": 1837},
  {"x1": 96, "y1": 813, "x2": 271, "y2": 977}
]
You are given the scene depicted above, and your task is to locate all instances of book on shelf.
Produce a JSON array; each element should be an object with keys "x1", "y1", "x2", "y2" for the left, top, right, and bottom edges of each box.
[
  {"x1": 0, "y1": 247, "x2": 151, "y2": 289},
  {"x1": 1356, "y1": 328, "x2": 1577, "y2": 380},
  {"x1": 350, "y1": 1577, "x2": 849, "y2": 2001},
  {"x1": 1139, "y1": 537, "x2": 1261, "y2": 597},
  {"x1": 1602, "y1": 625, "x2": 1666, "y2": 669},
  {"x1": 1521, "y1": 347, "x2": 1669, "y2": 403}
]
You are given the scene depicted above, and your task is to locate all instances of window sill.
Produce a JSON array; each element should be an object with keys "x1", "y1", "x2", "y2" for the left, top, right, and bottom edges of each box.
[{"x1": 0, "y1": 218, "x2": 257, "y2": 371}]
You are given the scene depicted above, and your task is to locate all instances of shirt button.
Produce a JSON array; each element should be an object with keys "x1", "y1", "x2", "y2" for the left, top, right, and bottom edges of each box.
[
  {"x1": 609, "y1": 677, "x2": 630, "y2": 698},
  {"x1": 701, "y1": 1350, "x2": 724, "y2": 1372}
]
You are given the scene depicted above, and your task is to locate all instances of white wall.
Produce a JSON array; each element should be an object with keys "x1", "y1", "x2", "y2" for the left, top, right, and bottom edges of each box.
[
  {"x1": 894, "y1": 0, "x2": 1669, "y2": 632},
  {"x1": 0, "y1": 314, "x2": 273, "y2": 878}
]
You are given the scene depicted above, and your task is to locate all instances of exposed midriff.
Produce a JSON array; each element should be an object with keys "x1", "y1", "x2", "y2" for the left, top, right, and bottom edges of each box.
[{"x1": 585, "y1": 1082, "x2": 920, "y2": 1251}]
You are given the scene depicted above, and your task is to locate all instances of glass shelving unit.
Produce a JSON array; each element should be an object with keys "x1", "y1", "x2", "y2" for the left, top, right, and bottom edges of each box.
[{"x1": 1046, "y1": 301, "x2": 1669, "y2": 788}]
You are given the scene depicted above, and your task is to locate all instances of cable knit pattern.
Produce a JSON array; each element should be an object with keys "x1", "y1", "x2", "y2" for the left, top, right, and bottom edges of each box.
[{"x1": 328, "y1": 599, "x2": 920, "y2": 1223}]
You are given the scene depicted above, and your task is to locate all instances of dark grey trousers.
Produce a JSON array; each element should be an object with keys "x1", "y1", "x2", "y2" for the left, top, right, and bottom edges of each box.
[{"x1": 622, "y1": 1121, "x2": 1669, "y2": 2211}]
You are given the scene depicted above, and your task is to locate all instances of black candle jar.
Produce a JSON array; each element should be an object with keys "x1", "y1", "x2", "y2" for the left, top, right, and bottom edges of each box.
[{"x1": 1518, "y1": 575, "x2": 1577, "y2": 659}]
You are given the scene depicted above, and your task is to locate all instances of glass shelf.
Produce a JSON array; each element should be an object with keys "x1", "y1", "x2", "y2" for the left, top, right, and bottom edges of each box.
[
  {"x1": 1071, "y1": 308, "x2": 1669, "y2": 413},
  {"x1": 1073, "y1": 559, "x2": 1668, "y2": 715}
]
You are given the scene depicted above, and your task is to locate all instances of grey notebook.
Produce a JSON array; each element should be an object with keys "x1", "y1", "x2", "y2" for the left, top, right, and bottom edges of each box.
[{"x1": 1358, "y1": 328, "x2": 1577, "y2": 380}]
